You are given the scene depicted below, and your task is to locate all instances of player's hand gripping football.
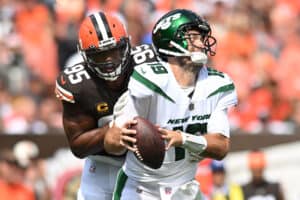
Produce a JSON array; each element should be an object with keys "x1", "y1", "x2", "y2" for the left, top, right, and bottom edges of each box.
[
  {"x1": 158, "y1": 128, "x2": 183, "y2": 150},
  {"x1": 119, "y1": 119, "x2": 138, "y2": 152},
  {"x1": 104, "y1": 122, "x2": 125, "y2": 155}
]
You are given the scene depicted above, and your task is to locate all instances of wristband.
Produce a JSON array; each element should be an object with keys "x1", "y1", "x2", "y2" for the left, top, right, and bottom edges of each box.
[{"x1": 179, "y1": 131, "x2": 207, "y2": 154}]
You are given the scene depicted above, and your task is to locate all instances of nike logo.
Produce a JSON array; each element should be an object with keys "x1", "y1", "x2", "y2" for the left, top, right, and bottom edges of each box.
[{"x1": 61, "y1": 75, "x2": 67, "y2": 85}]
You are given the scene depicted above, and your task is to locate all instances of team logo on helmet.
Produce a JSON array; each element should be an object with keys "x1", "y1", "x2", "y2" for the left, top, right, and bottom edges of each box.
[{"x1": 152, "y1": 9, "x2": 217, "y2": 64}]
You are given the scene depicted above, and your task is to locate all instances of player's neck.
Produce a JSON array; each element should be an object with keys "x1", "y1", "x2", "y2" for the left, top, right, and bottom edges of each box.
[
  {"x1": 105, "y1": 75, "x2": 126, "y2": 90},
  {"x1": 169, "y1": 62, "x2": 197, "y2": 88}
]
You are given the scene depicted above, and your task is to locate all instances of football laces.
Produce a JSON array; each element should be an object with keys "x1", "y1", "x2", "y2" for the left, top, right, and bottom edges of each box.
[{"x1": 133, "y1": 145, "x2": 143, "y2": 161}]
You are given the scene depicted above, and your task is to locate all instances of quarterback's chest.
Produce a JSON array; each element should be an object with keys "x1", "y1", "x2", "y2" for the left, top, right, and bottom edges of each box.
[{"x1": 154, "y1": 98, "x2": 215, "y2": 132}]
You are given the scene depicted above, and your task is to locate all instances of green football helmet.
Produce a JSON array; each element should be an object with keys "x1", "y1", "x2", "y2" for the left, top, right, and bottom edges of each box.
[{"x1": 152, "y1": 9, "x2": 216, "y2": 64}]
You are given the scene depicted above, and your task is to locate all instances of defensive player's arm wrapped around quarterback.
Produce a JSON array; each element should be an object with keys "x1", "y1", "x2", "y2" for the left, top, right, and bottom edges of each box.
[{"x1": 56, "y1": 80, "x2": 114, "y2": 158}]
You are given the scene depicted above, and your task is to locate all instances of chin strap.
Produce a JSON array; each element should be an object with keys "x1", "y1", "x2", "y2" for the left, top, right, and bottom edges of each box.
[
  {"x1": 158, "y1": 40, "x2": 208, "y2": 64},
  {"x1": 190, "y1": 51, "x2": 207, "y2": 64},
  {"x1": 178, "y1": 131, "x2": 207, "y2": 154}
]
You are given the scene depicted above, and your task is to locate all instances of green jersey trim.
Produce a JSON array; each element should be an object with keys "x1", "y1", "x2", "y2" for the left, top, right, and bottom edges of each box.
[
  {"x1": 208, "y1": 72, "x2": 225, "y2": 78},
  {"x1": 207, "y1": 83, "x2": 235, "y2": 98},
  {"x1": 207, "y1": 67, "x2": 224, "y2": 73},
  {"x1": 132, "y1": 70, "x2": 175, "y2": 103},
  {"x1": 112, "y1": 169, "x2": 128, "y2": 200},
  {"x1": 207, "y1": 67, "x2": 225, "y2": 78}
]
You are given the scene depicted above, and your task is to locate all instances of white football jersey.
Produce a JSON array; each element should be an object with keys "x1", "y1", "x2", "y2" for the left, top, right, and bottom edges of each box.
[{"x1": 117, "y1": 61, "x2": 237, "y2": 185}]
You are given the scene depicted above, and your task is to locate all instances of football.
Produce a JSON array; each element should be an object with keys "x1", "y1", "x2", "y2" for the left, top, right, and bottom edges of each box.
[{"x1": 130, "y1": 116, "x2": 165, "y2": 169}]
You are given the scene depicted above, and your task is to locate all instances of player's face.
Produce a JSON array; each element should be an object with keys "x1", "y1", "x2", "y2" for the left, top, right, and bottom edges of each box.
[
  {"x1": 86, "y1": 48, "x2": 123, "y2": 73},
  {"x1": 88, "y1": 48, "x2": 122, "y2": 65},
  {"x1": 251, "y1": 168, "x2": 264, "y2": 181},
  {"x1": 176, "y1": 30, "x2": 205, "y2": 70},
  {"x1": 184, "y1": 30, "x2": 205, "y2": 53}
]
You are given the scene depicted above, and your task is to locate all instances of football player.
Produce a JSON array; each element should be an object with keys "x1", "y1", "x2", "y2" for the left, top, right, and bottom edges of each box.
[
  {"x1": 109, "y1": 9, "x2": 238, "y2": 200},
  {"x1": 55, "y1": 12, "x2": 157, "y2": 200}
]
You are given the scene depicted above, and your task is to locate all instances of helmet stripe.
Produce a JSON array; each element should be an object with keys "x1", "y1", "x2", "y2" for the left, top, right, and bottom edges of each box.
[
  {"x1": 99, "y1": 12, "x2": 113, "y2": 38},
  {"x1": 94, "y1": 13, "x2": 109, "y2": 40},
  {"x1": 89, "y1": 15, "x2": 103, "y2": 41},
  {"x1": 89, "y1": 12, "x2": 110, "y2": 41}
]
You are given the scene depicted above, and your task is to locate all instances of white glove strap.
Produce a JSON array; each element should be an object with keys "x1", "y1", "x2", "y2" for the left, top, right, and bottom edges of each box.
[{"x1": 180, "y1": 132, "x2": 207, "y2": 154}]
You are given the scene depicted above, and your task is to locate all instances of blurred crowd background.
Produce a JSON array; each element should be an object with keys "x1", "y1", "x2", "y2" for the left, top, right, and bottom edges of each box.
[{"x1": 1, "y1": 0, "x2": 300, "y2": 199}]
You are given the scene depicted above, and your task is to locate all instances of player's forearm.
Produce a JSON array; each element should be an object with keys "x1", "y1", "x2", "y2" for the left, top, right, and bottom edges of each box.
[
  {"x1": 180, "y1": 132, "x2": 229, "y2": 160},
  {"x1": 66, "y1": 125, "x2": 109, "y2": 158},
  {"x1": 201, "y1": 134, "x2": 229, "y2": 160}
]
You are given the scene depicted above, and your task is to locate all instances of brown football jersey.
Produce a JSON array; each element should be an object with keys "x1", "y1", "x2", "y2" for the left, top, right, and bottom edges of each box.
[{"x1": 55, "y1": 44, "x2": 158, "y2": 156}]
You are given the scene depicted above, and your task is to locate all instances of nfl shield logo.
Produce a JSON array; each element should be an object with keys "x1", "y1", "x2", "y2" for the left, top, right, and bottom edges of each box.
[
  {"x1": 165, "y1": 187, "x2": 172, "y2": 195},
  {"x1": 89, "y1": 164, "x2": 96, "y2": 173}
]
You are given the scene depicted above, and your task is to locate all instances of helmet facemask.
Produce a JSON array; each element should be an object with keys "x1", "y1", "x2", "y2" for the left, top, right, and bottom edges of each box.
[
  {"x1": 174, "y1": 24, "x2": 216, "y2": 64},
  {"x1": 80, "y1": 37, "x2": 130, "y2": 81},
  {"x1": 180, "y1": 25, "x2": 216, "y2": 56}
]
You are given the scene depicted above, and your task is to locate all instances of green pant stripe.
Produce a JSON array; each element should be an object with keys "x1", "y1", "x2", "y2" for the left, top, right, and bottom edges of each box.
[{"x1": 112, "y1": 169, "x2": 128, "y2": 200}]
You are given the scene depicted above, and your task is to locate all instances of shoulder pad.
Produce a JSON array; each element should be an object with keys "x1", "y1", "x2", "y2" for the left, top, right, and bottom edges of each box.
[
  {"x1": 130, "y1": 44, "x2": 159, "y2": 65},
  {"x1": 134, "y1": 62, "x2": 169, "y2": 86},
  {"x1": 129, "y1": 62, "x2": 170, "y2": 97},
  {"x1": 54, "y1": 64, "x2": 87, "y2": 103},
  {"x1": 205, "y1": 67, "x2": 235, "y2": 89},
  {"x1": 206, "y1": 67, "x2": 230, "y2": 80},
  {"x1": 203, "y1": 67, "x2": 237, "y2": 109}
]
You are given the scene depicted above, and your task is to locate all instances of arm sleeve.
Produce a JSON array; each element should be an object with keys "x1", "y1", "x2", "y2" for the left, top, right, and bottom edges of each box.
[{"x1": 207, "y1": 109, "x2": 230, "y2": 137}]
